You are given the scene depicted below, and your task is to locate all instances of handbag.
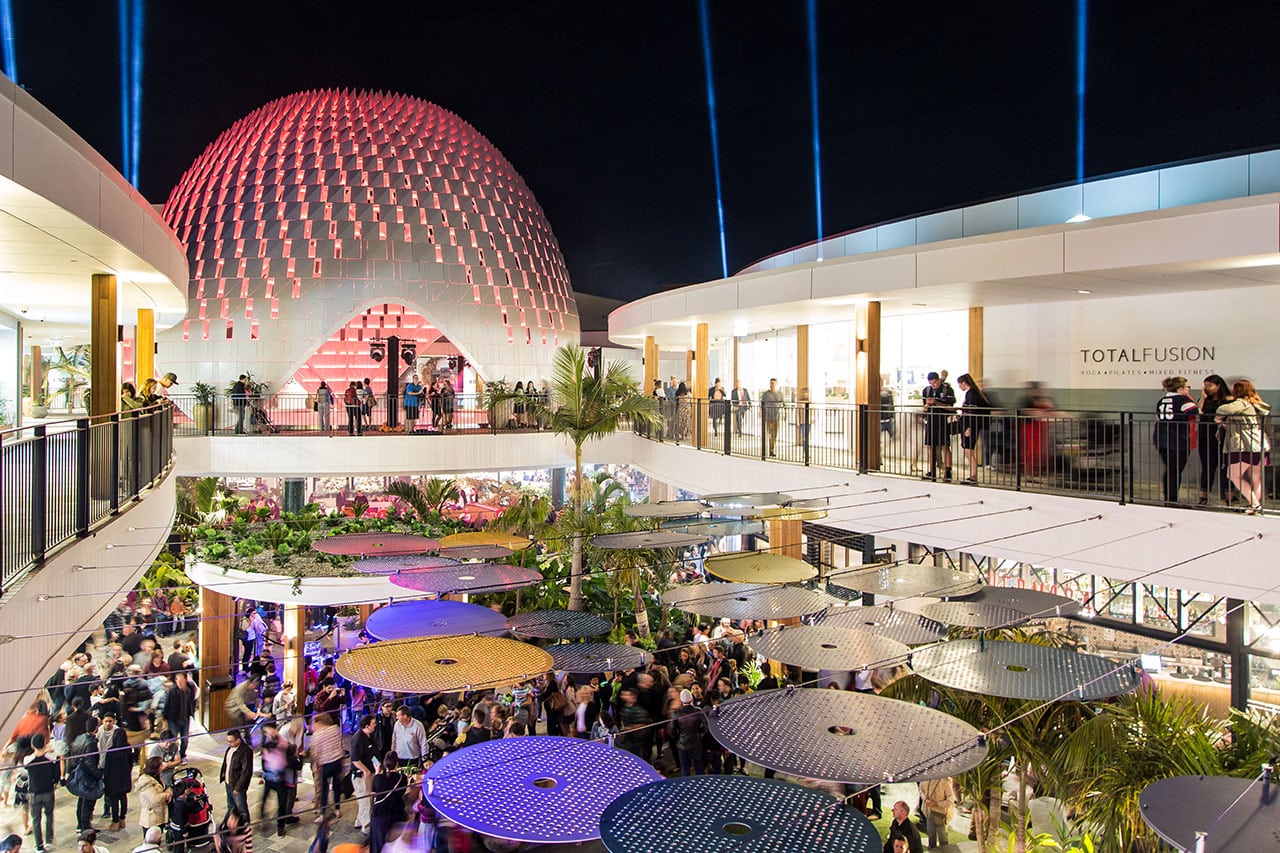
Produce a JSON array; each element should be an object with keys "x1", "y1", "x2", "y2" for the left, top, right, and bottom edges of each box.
[{"x1": 67, "y1": 760, "x2": 104, "y2": 800}]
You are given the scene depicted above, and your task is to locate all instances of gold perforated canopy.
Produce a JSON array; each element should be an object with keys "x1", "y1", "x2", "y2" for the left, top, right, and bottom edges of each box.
[
  {"x1": 336, "y1": 636, "x2": 552, "y2": 693},
  {"x1": 439, "y1": 531, "x2": 532, "y2": 551},
  {"x1": 705, "y1": 551, "x2": 818, "y2": 584}
]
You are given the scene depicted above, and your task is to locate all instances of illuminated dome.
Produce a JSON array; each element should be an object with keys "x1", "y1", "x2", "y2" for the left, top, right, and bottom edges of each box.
[{"x1": 157, "y1": 89, "x2": 579, "y2": 391}]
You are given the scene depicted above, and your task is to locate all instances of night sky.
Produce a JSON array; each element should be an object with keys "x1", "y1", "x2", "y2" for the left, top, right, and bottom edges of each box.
[{"x1": 9, "y1": 1, "x2": 1280, "y2": 301}]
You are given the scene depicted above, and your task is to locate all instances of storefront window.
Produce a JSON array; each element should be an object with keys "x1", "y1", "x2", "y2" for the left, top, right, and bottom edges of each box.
[
  {"x1": 0, "y1": 315, "x2": 16, "y2": 427},
  {"x1": 811, "y1": 320, "x2": 853, "y2": 403},
  {"x1": 881, "y1": 310, "x2": 969, "y2": 408}
]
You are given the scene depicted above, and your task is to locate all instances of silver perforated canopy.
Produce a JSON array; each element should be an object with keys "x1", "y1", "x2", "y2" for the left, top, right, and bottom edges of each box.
[
  {"x1": 956, "y1": 585, "x2": 1083, "y2": 617},
  {"x1": 590, "y1": 530, "x2": 710, "y2": 550},
  {"x1": 506, "y1": 609, "x2": 613, "y2": 639},
  {"x1": 622, "y1": 500, "x2": 706, "y2": 519},
  {"x1": 745, "y1": 625, "x2": 909, "y2": 672},
  {"x1": 1139, "y1": 775, "x2": 1280, "y2": 852},
  {"x1": 600, "y1": 776, "x2": 880, "y2": 853},
  {"x1": 387, "y1": 561, "x2": 542, "y2": 595},
  {"x1": 548, "y1": 642, "x2": 648, "y2": 673},
  {"x1": 705, "y1": 688, "x2": 987, "y2": 784},
  {"x1": 662, "y1": 582, "x2": 834, "y2": 621},
  {"x1": 909, "y1": 639, "x2": 1139, "y2": 700},
  {"x1": 920, "y1": 600, "x2": 1028, "y2": 629},
  {"x1": 815, "y1": 605, "x2": 946, "y2": 646},
  {"x1": 834, "y1": 563, "x2": 984, "y2": 598}
]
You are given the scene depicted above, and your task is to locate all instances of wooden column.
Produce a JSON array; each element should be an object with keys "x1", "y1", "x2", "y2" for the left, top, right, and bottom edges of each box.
[
  {"x1": 968, "y1": 306, "x2": 984, "y2": 383},
  {"x1": 968, "y1": 305, "x2": 985, "y2": 473},
  {"x1": 694, "y1": 323, "x2": 709, "y2": 447},
  {"x1": 90, "y1": 274, "x2": 117, "y2": 417},
  {"x1": 198, "y1": 585, "x2": 235, "y2": 728},
  {"x1": 135, "y1": 308, "x2": 155, "y2": 386},
  {"x1": 796, "y1": 325, "x2": 809, "y2": 445},
  {"x1": 643, "y1": 336, "x2": 658, "y2": 396},
  {"x1": 29, "y1": 345, "x2": 42, "y2": 411},
  {"x1": 768, "y1": 518, "x2": 803, "y2": 559},
  {"x1": 282, "y1": 604, "x2": 308, "y2": 718},
  {"x1": 855, "y1": 301, "x2": 882, "y2": 469},
  {"x1": 796, "y1": 325, "x2": 809, "y2": 401}
]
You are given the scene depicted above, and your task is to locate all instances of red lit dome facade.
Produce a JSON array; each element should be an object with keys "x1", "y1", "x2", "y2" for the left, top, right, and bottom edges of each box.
[{"x1": 157, "y1": 89, "x2": 579, "y2": 391}]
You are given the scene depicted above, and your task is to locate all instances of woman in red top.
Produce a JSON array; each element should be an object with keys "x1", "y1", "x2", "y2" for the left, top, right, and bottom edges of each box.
[{"x1": 7, "y1": 700, "x2": 50, "y2": 745}]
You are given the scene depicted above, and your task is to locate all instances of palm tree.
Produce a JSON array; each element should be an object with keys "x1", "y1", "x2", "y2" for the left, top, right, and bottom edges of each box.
[
  {"x1": 386, "y1": 477, "x2": 459, "y2": 521},
  {"x1": 884, "y1": 627, "x2": 1089, "y2": 852},
  {"x1": 1052, "y1": 690, "x2": 1225, "y2": 851},
  {"x1": 493, "y1": 343, "x2": 661, "y2": 610}
]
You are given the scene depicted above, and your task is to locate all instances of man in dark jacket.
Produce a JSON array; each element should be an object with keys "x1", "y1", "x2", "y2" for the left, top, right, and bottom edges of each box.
[
  {"x1": 668, "y1": 690, "x2": 706, "y2": 777},
  {"x1": 884, "y1": 800, "x2": 923, "y2": 853},
  {"x1": 218, "y1": 729, "x2": 253, "y2": 820},
  {"x1": 163, "y1": 672, "x2": 195, "y2": 760}
]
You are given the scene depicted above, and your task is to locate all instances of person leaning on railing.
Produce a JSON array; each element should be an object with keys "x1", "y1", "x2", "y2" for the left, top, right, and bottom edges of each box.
[{"x1": 1216, "y1": 379, "x2": 1272, "y2": 515}]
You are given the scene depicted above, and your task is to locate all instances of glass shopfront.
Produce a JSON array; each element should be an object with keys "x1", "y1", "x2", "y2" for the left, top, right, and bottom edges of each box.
[{"x1": 0, "y1": 314, "x2": 16, "y2": 427}]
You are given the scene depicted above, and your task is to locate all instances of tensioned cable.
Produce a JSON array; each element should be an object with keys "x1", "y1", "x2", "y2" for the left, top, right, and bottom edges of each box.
[{"x1": 7, "y1": 519, "x2": 1262, "y2": 821}]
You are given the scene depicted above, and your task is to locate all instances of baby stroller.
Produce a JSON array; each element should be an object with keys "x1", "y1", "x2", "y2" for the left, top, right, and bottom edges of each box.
[
  {"x1": 167, "y1": 767, "x2": 214, "y2": 853},
  {"x1": 251, "y1": 403, "x2": 279, "y2": 434}
]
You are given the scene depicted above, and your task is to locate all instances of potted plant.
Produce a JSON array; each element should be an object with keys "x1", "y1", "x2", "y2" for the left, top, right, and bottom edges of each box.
[
  {"x1": 192, "y1": 381, "x2": 218, "y2": 433},
  {"x1": 481, "y1": 378, "x2": 512, "y2": 430},
  {"x1": 29, "y1": 391, "x2": 48, "y2": 419}
]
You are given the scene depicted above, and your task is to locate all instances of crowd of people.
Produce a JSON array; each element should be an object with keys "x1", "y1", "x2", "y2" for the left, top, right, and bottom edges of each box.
[{"x1": 2, "y1": 592, "x2": 967, "y2": 853}]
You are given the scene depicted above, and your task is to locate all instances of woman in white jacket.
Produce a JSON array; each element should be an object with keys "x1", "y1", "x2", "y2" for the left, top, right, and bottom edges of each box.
[
  {"x1": 135, "y1": 756, "x2": 170, "y2": 835},
  {"x1": 1215, "y1": 379, "x2": 1272, "y2": 514}
]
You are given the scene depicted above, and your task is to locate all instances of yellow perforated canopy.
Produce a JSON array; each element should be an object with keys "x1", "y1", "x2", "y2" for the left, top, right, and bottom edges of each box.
[
  {"x1": 439, "y1": 530, "x2": 532, "y2": 551},
  {"x1": 705, "y1": 551, "x2": 819, "y2": 584},
  {"x1": 336, "y1": 635, "x2": 552, "y2": 693}
]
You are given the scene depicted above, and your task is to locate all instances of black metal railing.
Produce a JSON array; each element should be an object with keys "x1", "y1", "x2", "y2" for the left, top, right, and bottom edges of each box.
[
  {"x1": 0, "y1": 401, "x2": 174, "y2": 594},
  {"x1": 167, "y1": 393, "x2": 551, "y2": 436},
  {"x1": 163, "y1": 390, "x2": 1272, "y2": 514},
  {"x1": 640, "y1": 399, "x2": 1274, "y2": 514}
]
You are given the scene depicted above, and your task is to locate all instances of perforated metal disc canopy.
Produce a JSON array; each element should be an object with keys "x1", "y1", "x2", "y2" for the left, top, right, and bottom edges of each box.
[
  {"x1": 622, "y1": 500, "x2": 706, "y2": 519},
  {"x1": 836, "y1": 564, "x2": 984, "y2": 598},
  {"x1": 957, "y1": 585, "x2": 1083, "y2": 617},
  {"x1": 423, "y1": 736, "x2": 661, "y2": 844},
  {"x1": 388, "y1": 561, "x2": 542, "y2": 595},
  {"x1": 909, "y1": 640, "x2": 1139, "y2": 700},
  {"x1": 745, "y1": 625, "x2": 909, "y2": 672},
  {"x1": 437, "y1": 544, "x2": 514, "y2": 561},
  {"x1": 919, "y1": 600, "x2": 1028, "y2": 629},
  {"x1": 590, "y1": 530, "x2": 709, "y2": 550},
  {"x1": 548, "y1": 642, "x2": 648, "y2": 673},
  {"x1": 336, "y1": 635, "x2": 552, "y2": 693},
  {"x1": 1139, "y1": 775, "x2": 1280, "y2": 852},
  {"x1": 599, "y1": 775, "x2": 880, "y2": 853},
  {"x1": 660, "y1": 518, "x2": 765, "y2": 538},
  {"x1": 351, "y1": 554, "x2": 460, "y2": 576},
  {"x1": 365, "y1": 600, "x2": 508, "y2": 641},
  {"x1": 816, "y1": 606, "x2": 947, "y2": 646},
  {"x1": 312, "y1": 532, "x2": 441, "y2": 557},
  {"x1": 705, "y1": 688, "x2": 987, "y2": 784},
  {"x1": 705, "y1": 551, "x2": 818, "y2": 584},
  {"x1": 661, "y1": 582, "x2": 834, "y2": 621},
  {"x1": 438, "y1": 531, "x2": 531, "y2": 551},
  {"x1": 702, "y1": 492, "x2": 792, "y2": 510},
  {"x1": 506, "y1": 609, "x2": 613, "y2": 639}
]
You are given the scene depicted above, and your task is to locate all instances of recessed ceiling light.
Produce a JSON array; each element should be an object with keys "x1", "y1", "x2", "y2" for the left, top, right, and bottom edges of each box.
[{"x1": 1077, "y1": 289, "x2": 1092, "y2": 294}]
